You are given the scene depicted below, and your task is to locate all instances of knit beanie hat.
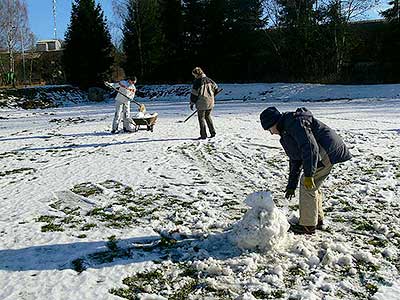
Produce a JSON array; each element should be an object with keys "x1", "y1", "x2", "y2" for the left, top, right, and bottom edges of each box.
[{"x1": 260, "y1": 107, "x2": 282, "y2": 130}]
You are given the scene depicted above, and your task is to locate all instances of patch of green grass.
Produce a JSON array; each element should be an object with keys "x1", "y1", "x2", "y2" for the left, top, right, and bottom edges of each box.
[
  {"x1": 288, "y1": 265, "x2": 305, "y2": 276},
  {"x1": 0, "y1": 167, "x2": 36, "y2": 177},
  {"x1": 332, "y1": 216, "x2": 347, "y2": 223},
  {"x1": 36, "y1": 215, "x2": 59, "y2": 223},
  {"x1": 89, "y1": 247, "x2": 130, "y2": 265},
  {"x1": 81, "y1": 223, "x2": 97, "y2": 231},
  {"x1": 252, "y1": 289, "x2": 285, "y2": 299},
  {"x1": 110, "y1": 269, "x2": 166, "y2": 298},
  {"x1": 367, "y1": 238, "x2": 388, "y2": 248},
  {"x1": 354, "y1": 220, "x2": 374, "y2": 231},
  {"x1": 41, "y1": 223, "x2": 64, "y2": 232},
  {"x1": 49, "y1": 201, "x2": 62, "y2": 210},
  {"x1": 356, "y1": 260, "x2": 380, "y2": 272},
  {"x1": 159, "y1": 236, "x2": 177, "y2": 248},
  {"x1": 203, "y1": 143, "x2": 216, "y2": 155},
  {"x1": 71, "y1": 258, "x2": 86, "y2": 273},
  {"x1": 106, "y1": 235, "x2": 118, "y2": 252},
  {"x1": 179, "y1": 265, "x2": 198, "y2": 278},
  {"x1": 61, "y1": 215, "x2": 80, "y2": 224},
  {"x1": 87, "y1": 236, "x2": 130, "y2": 265},
  {"x1": 204, "y1": 283, "x2": 232, "y2": 298},
  {"x1": 364, "y1": 282, "x2": 378, "y2": 295},
  {"x1": 252, "y1": 290, "x2": 270, "y2": 299},
  {"x1": 61, "y1": 206, "x2": 80, "y2": 216},
  {"x1": 126, "y1": 205, "x2": 142, "y2": 213},
  {"x1": 77, "y1": 234, "x2": 87, "y2": 238},
  {"x1": 170, "y1": 279, "x2": 197, "y2": 300},
  {"x1": 71, "y1": 182, "x2": 103, "y2": 197},
  {"x1": 0, "y1": 151, "x2": 18, "y2": 159},
  {"x1": 221, "y1": 200, "x2": 239, "y2": 208}
]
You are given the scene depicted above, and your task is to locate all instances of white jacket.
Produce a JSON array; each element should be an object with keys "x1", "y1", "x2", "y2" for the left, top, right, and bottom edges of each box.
[{"x1": 110, "y1": 80, "x2": 136, "y2": 104}]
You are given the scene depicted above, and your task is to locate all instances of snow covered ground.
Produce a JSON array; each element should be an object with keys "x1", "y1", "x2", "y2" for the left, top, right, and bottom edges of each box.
[{"x1": 0, "y1": 83, "x2": 399, "y2": 300}]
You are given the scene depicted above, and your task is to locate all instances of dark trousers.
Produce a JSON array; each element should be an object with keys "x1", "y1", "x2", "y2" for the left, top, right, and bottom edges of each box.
[{"x1": 197, "y1": 109, "x2": 216, "y2": 138}]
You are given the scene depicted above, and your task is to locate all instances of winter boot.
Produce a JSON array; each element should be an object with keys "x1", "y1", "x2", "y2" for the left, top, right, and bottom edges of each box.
[{"x1": 289, "y1": 224, "x2": 316, "y2": 235}]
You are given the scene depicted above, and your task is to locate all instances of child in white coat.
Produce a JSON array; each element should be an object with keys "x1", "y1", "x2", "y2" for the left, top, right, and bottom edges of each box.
[{"x1": 107, "y1": 77, "x2": 137, "y2": 133}]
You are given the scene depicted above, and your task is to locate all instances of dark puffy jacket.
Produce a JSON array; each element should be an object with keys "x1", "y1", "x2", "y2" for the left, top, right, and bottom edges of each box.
[
  {"x1": 190, "y1": 75, "x2": 218, "y2": 110},
  {"x1": 276, "y1": 108, "x2": 352, "y2": 189}
]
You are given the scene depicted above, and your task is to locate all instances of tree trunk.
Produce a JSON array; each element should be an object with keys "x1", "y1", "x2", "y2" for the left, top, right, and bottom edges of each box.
[{"x1": 135, "y1": 0, "x2": 145, "y2": 78}]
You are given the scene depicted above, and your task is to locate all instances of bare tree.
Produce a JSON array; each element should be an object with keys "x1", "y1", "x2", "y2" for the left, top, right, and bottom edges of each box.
[
  {"x1": 0, "y1": 0, "x2": 33, "y2": 79},
  {"x1": 111, "y1": 0, "x2": 128, "y2": 45}
]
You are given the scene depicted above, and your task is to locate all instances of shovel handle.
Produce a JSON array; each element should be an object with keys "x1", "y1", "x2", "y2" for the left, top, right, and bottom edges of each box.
[{"x1": 105, "y1": 82, "x2": 143, "y2": 108}]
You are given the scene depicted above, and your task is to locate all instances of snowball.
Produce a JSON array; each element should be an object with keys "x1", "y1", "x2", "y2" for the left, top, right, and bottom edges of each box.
[{"x1": 229, "y1": 191, "x2": 290, "y2": 251}]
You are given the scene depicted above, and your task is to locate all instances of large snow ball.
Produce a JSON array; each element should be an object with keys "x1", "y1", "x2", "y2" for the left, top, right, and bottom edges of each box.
[{"x1": 229, "y1": 191, "x2": 290, "y2": 251}]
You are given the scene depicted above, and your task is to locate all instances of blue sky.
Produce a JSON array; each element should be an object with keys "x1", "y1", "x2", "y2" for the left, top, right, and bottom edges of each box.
[
  {"x1": 26, "y1": 0, "x2": 389, "y2": 42},
  {"x1": 25, "y1": 0, "x2": 115, "y2": 40}
]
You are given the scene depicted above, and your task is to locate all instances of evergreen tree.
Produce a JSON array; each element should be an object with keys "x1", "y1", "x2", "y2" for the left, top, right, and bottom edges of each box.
[
  {"x1": 158, "y1": 0, "x2": 184, "y2": 80},
  {"x1": 122, "y1": 0, "x2": 140, "y2": 78},
  {"x1": 324, "y1": 0, "x2": 349, "y2": 75},
  {"x1": 182, "y1": 0, "x2": 207, "y2": 69},
  {"x1": 63, "y1": 0, "x2": 114, "y2": 89},
  {"x1": 122, "y1": 0, "x2": 164, "y2": 81},
  {"x1": 203, "y1": 0, "x2": 227, "y2": 78},
  {"x1": 222, "y1": 0, "x2": 266, "y2": 80},
  {"x1": 276, "y1": 0, "x2": 324, "y2": 79},
  {"x1": 381, "y1": 0, "x2": 400, "y2": 81}
]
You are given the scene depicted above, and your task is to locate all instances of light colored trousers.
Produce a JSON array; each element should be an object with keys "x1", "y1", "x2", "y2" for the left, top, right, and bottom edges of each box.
[
  {"x1": 299, "y1": 156, "x2": 333, "y2": 226},
  {"x1": 112, "y1": 101, "x2": 134, "y2": 132}
]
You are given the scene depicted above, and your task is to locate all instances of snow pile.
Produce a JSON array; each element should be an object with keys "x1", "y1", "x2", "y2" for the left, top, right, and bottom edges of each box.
[
  {"x1": 0, "y1": 85, "x2": 88, "y2": 109},
  {"x1": 229, "y1": 191, "x2": 290, "y2": 251}
]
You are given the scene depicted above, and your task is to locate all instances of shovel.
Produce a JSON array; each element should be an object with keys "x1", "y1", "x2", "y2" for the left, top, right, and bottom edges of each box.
[
  {"x1": 177, "y1": 109, "x2": 198, "y2": 123},
  {"x1": 105, "y1": 82, "x2": 146, "y2": 112}
]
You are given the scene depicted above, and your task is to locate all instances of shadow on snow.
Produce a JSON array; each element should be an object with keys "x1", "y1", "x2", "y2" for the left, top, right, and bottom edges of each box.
[{"x1": 0, "y1": 231, "x2": 241, "y2": 272}]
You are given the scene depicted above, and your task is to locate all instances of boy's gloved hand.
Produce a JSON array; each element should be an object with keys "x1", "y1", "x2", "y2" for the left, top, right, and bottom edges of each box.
[
  {"x1": 285, "y1": 188, "x2": 295, "y2": 200},
  {"x1": 304, "y1": 176, "x2": 316, "y2": 190},
  {"x1": 190, "y1": 103, "x2": 194, "y2": 111}
]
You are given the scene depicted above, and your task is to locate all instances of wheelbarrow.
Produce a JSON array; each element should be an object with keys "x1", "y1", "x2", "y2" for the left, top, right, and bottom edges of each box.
[{"x1": 130, "y1": 113, "x2": 158, "y2": 132}]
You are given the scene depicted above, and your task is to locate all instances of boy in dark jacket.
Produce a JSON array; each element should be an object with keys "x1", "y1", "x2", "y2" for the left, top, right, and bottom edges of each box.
[{"x1": 260, "y1": 107, "x2": 351, "y2": 234}]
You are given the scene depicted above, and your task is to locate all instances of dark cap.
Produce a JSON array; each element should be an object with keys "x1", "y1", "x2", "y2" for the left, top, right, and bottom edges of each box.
[{"x1": 260, "y1": 107, "x2": 281, "y2": 130}]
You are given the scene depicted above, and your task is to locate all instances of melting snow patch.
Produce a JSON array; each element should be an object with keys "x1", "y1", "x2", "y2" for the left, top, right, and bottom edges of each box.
[{"x1": 229, "y1": 191, "x2": 290, "y2": 251}]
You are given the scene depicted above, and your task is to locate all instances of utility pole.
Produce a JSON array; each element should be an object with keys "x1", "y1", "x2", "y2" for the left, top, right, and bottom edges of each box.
[{"x1": 53, "y1": 0, "x2": 57, "y2": 39}]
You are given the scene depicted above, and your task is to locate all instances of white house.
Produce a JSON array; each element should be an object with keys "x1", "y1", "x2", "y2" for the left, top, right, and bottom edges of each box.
[{"x1": 36, "y1": 40, "x2": 62, "y2": 52}]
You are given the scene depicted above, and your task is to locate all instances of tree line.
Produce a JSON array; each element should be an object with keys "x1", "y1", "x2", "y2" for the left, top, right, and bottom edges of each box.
[{"x1": 1, "y1": 0, "x2": 399, "y2": 88}]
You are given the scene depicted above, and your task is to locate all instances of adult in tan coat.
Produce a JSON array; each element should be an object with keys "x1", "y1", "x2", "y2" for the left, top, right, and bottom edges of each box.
[{"x1": 190, "y1": 67, "x2": 219, "y2": 139}]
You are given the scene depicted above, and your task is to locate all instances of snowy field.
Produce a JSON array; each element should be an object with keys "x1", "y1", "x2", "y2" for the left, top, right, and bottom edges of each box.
[{"x1": 0, "y1": 83, "x2": 400, "y2": 300}]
